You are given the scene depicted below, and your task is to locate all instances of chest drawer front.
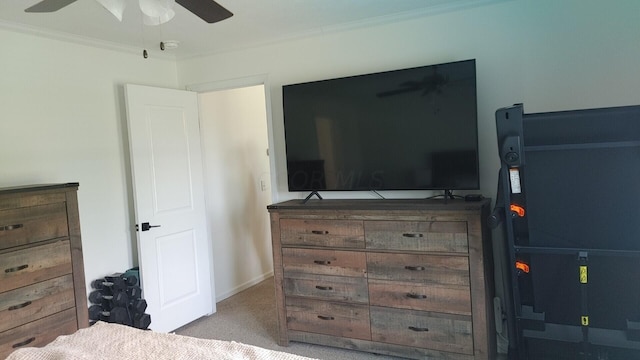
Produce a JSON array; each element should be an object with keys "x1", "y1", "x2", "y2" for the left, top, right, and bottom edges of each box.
[
  {"x1": 286, "y1": 297, "x2": 371, "y2": 341},
  {"x1": 284, "y1": 273, "x2": 369, "y2": 303},
  {"x1": 0, "y1": 308, "x2": 77, "y2": 359},
  {"x1": 369, "y1": 280, "x2": 471, "y2": 315},
  {"x1": 0, "y1": 275, "x2": 76, "y2": 333},
  {"x1": 280, "y1": 219, "x2": 365, "y2": 248},
  {"x1": 0, "y1": 240, "x2": 72, "y2": 294},
  {"x1": 371, "y1": 306, "x2": 473, "y2": 355},
  {"x1": 283, "y1": 248, "x2": 366, "y2": 277},
  {"x1": 365, "y1": 221, "x2": 468, "y2": 253},
  {"x1": 0, "y1": 203, "x2": 69, "y2": 251},
  {"x1": 367, "y1": 253, "x2": 470, "y2": 286}
]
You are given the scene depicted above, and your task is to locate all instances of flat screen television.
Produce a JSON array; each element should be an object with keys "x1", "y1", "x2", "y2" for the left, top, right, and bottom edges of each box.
[{"x1": 282, "y1": 59, "x2": 479, "y2": 193}]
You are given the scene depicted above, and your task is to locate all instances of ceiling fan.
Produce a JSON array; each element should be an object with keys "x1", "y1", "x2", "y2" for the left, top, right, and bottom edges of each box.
[{"x1": 24, "y1": 0, "x2": 233, "y2": 25}]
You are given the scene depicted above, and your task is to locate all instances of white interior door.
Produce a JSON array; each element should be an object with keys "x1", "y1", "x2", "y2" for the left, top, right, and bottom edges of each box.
[{"x1": 125, "y1": 84, "x2": 214, "y2": 332}]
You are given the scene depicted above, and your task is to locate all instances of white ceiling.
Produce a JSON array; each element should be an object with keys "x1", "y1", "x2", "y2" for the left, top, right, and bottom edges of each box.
[{"x1": 0, "y1": 0, "x2": 506, "y2": 59}]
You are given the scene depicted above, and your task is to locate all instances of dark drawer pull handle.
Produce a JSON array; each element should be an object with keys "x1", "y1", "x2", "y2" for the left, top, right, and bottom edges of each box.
[
  {"x1": 408, "y1": 326, "x2": 429, "y2": 332},
  {"x1": 315, "y1": 285, "x2": 333, "y2": 291},
  {"x1": 5, "y1": 264, "x2": 29, "y2": 273},
  {"x1": 311, "y1": 230, "x2": 329, "y2": 235},
  {"x1": 317, "y1": 315, "x2": 335, "y2": 321},
  {"x1": 1, "y1": 224, "x2": 24, "y2": 231},
  {"x1": 406, "y1": 293, "x2": 427, "y2": 299},
  {"x1": 9, "y1": 301, "x2": 32, "y2": 311},
  {"x1": 404, "y1": 265, "x2": 426, "y2": 271},
  {"x1": 12, "y1": 337, "x2": 36, "y2": 348},
  {"x1": 402, "y1": 233, "x2": 423, "y2": 238},
  {"x1": 314, "y1": 260, "x2": 331, "y2": 265}
]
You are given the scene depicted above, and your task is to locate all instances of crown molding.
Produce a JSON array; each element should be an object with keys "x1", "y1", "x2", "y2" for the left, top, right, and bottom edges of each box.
[{"x1": 0, "y1": 19, "x2": 176, "y2": 60}]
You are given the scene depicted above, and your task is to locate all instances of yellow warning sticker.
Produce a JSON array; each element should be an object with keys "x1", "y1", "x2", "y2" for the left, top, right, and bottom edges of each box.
[
  {"x1": 579, "y1": 266, "x2": 588, "y2": 284},
  {"x1": 581, "y1": 316, "x2": 589, "y2": 326}
]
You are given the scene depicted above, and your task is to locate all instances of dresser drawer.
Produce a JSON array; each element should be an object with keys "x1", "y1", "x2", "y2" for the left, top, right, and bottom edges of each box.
[
  {"x1": 365, "y1": 221, "x2": 468, "y2": 253},
  {"x1": 283, "y1": 248, "x2": 366, "y2": 277},
  {"x1": 284, "y1": 273, "x2": 369, "y2": 303},
  {"x1": 369, "y1": 279, "x2": 471, "y2": 315},
  {"x1": 0, "y1": 274, "x2": 76, "y2": 332},
  {"x1": 0, "y1": 203, "x2": 69, "y2": 250},
  {"x1": 0, "y1": 240, "x2": 72, "y2": 293},
  {"x1": 281, "y1": 219, "x2": 364, "y2": 248},
  {"x1": 371, "y1": 306, "x2": 473, "y2": 355},
  {"x1": 367, "y1": 253, "x2": 469, "y2": 286},
  {"x1": 286, "y1": 297, "x2": 371, "y2": 340},
  {"x1": 0, "y1": 308, "x2": 77, "y2": 359}
]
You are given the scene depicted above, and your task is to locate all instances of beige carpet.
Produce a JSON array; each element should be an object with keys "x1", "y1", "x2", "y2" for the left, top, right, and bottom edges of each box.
[{"x1": 174, "y1": 277, "x2": 403, "y2": 360}]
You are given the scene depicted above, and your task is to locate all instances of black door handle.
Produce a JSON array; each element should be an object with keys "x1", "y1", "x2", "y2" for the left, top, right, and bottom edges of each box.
[{"x1": 140, "y1": 222, "x2": 161, "y2": 231}]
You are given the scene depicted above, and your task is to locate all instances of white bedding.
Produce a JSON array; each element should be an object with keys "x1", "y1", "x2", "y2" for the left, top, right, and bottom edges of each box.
[{"x1": 7, "y1": 322, "x2": 317, "y2": 360}]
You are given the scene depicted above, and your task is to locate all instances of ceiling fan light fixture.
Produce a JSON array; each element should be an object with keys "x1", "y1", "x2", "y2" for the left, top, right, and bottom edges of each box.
[
  {"x1": 140, "y1": 0, "x2": 176, "y2": 25},
  {"x1": 142, "y1": 9, "x2": 175, "y2": 25},
  {"x1": 96, "y1": 0, "x2": 127, "y2": 22},
  {"x1": 160, "y1": 40, "x2": 180, "y2": 50},
  {"x1": 25, "y1": 0, "x2": 233, "y2": 25}
]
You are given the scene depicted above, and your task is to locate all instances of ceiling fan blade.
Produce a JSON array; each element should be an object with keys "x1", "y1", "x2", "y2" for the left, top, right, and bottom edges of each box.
[
  {"x1": 175, "y1": 0, "x2": 233, "y2": 23},
  {"x1": 25, "y1": 0, "x2": 78, "y2": 12}
]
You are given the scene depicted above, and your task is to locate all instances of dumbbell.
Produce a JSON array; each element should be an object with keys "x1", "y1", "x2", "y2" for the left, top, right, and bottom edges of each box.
[
  {"x1": 92, "y1": 280, "x2": 124, "y2": 296},
  {"x1": 133, "y1": 313, "x2": 151, "y2": 330},
  {"x1": 89, "y1": 290, "x2": 113, "y2": 305},
  {"x1": 88, "y1": 305, "x2": 129, "y2": 324},
  {"x1": 127, "y1": 285, "x2": 142, "y2": 300},
  {"x1": 112, "y1": 291, "x2": 129, "y2": 307},
  {"x1": 88, "y1": 304, "x2": 103, "y2": 321},
  {"x1": 91, "y1": 278, "x2": 107, "y2": 290},
  {"x1": 130, "y1": 298, "x2": 147, "y2": 314},
  {"x1": 123, "y1": 274, "x2": 138, "y2": 287},
  {"x1": 104, "y1": 275, "x2": 127, "y2": 292},
  {"x1": 105, "y1": 273, "x2": 138, "y2": 289}
]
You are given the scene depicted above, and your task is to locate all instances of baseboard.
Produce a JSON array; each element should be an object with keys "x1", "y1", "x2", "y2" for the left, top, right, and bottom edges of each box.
[{"x1": 215, "y1": 271, "x2": 274, "y2": 302}]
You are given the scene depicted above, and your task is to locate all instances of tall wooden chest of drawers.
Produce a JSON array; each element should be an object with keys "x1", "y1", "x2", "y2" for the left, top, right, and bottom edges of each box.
[
  {"x1": 268, "y1": 198, "x2": 495, "y2": 360},
  {"x1": 0, "y1": 183, "x2": 88, "y2": 358}
]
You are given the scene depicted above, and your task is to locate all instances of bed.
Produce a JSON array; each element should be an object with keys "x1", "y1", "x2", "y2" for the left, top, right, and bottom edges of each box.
[{"x1": 6, "y1": 322, "x2": 317, "y2": 360}]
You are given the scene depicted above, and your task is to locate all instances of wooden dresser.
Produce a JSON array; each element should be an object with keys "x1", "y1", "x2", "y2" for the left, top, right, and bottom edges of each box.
[
  {"x1": 268, "y1": 198, "x2": 495, "y2": 360},
  {"x1": 0, "y1": 183, "x2": 88, "y2": 358}
]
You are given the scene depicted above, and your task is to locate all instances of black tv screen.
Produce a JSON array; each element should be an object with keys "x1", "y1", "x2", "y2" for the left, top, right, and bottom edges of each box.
[{"x1": 283, "y1": 59, "x2": 479, "y2": 192}]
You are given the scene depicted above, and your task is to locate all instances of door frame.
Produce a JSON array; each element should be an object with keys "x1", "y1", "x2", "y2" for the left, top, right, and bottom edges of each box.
[{"x1": 186, "y1": 74, "x2": 278, "y2": 204}]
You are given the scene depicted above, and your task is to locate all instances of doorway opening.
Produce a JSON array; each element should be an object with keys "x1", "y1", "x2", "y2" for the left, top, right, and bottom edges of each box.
[{"x1": 196, "y1": 83, "x2": 274, "y2": 302}]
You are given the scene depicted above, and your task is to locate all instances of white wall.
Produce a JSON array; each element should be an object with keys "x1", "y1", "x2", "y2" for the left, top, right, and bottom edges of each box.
[
  {"x1": 177, "y1": 0, "x2": 640, "y2": 202},
  {"x1": 198, "y1": 85, "x2": 273, "y2": 300},
  {"x1": 0, "y1": 29, "x2": 179, "y2": 292},
  {"x1": 2, "y1": 0, "x2": 639, "y2": 311}
]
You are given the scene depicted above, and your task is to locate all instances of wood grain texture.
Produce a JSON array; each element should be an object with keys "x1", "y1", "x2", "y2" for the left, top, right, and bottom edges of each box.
[
  {"x1": 268, "y1": 198, "x2": 495, "y2": 360},
  {"x1": 0, "y1": 203, "x2": 69, "y2": 251},
  {"x1": 370, "y1": 306, "x2": 473, "y2": 355},
  {"x1": 0, "y1": 308, "x2": 77, "y2": 359},
  {"x1": 63, "y1": 188, "x2": 88, "y2": 329},
  {"x1": 367, "y1": 252, "x2": 470, "y2": 286},
  {"x1": 284, "y1": 273, "x2": 368, "y2": 303},
  {"x1": 269, "y1": 211, "x2": 289, "y2": 346},
  {"x1": 289, "y1": 330, "x2": 476, "y2": 360},
  {"x1": 282, "y1": 248, "x2": 366, "y2": 277},
  {"x1": 0, "y1": 240, "x2": 72, "y2": 294},
  {"x1": 368, "y1": 279, "x2": 471, "y2": 315},
  {"x1": 0, "y1": 275, "x2": 75, "y2": 332},
  {"x1": 286, "y1": 297, "x2": 371, "y2": 340},
  {"x1": 0, "y1": 184, "x2": 87, "y2": 351},
  {"x1": 280, "y1": 219, "x2": 364, "y2": 248},
  {"x1": 365, "y1": 220, "x2": 468, "y2": 252}
]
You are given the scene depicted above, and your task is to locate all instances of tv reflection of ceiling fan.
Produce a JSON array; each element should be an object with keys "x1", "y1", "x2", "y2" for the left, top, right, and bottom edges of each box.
[
  {"x1": 25, "y1": 0, "x2": 233, "y2": 25},
  {"x1": 377, "y1": 71, "x2": 449, "y2": 98}
]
